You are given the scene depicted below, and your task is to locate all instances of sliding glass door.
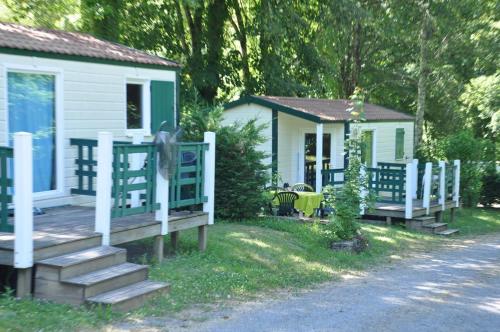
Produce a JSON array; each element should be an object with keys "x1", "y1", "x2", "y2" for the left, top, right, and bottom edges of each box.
[{"x1": 7, "y1": 71, "x2": 57, "y2": 193}]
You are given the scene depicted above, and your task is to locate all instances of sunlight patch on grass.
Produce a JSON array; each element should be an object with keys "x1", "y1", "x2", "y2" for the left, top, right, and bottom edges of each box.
[
  {"x1": 239, "y1": 237, "x2": 272, "y2": 248},
  {"x1": 373, "y1": 236, "x2": 396, "y2": 244}
]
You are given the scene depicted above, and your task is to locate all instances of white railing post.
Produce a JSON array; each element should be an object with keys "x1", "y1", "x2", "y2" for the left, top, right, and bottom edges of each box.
[
  {"x1": 155, "y1": 165, "x2": 169, "y2": 236},
  {"x1": 412, "y1": 159, "x2": 419, "y2": 199},
  {"x1": 95, "y1": 132, "x2": 113, "y2": 246},
  {"x1": 453, "y1": 159, "x2": 460, "y2": 208},
  {"x1": 405, "y1": 162, "x2": 413, "y2": 219},
  {"x1": 131, "y1": 132, "x2": 144, "y2": 208},
  {"x1": 315, "y1": 123, "x2": 323, "y2": 193},
  {"x1": 439, "y1": 160, "x2": 446, "y2": 210},
  {"x1": 203, "y1": 132, "x2": 216, "y2": 225},
  {"x1": 359, "y1": 166, "x2": 367, "y2": 215},
  {"x1": 13, "y1": 132, "x2": 33, "y2": 269},
  {"x1": 423, "y1": 162, "x2": 432, "y2": 215}
]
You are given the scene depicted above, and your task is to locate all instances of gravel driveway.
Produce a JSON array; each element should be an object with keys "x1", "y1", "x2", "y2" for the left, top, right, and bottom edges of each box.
[{"x1": 110, "y1": 234, "x2": 500, "y2": 332}]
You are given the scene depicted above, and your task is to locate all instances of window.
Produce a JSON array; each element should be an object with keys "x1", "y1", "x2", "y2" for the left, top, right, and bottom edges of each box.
[
  {"x1": 8, "y1": 71, "x2": 57, "y2": 193},
  {"x1": 361, "y1": 130, "x2": 374, "y2": 166},
  {"x1": 126, "y1": 83, "x2": 143, "y2": 129},
  {"x1": 395, "y1": 128, "x2": 405, "y2": 160}
]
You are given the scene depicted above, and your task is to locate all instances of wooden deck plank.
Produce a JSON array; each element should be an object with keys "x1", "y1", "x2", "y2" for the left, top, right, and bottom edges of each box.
[{"x1": 0, "y1": 206, "x2": 208, "y2": 259}]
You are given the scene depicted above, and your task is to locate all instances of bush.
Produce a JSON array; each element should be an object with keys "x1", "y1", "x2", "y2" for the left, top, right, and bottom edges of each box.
[
  {"x1": 440, "y1": 131, "x2": 495, "y2": 207},
  {"x1": 181, "y1": 103, "x2": 269, "y2": 219},
  {"x1": 480, "y1": 167, "x2": 500, "y2": 207},
  {"x1": 323, "y1": 91, "x2": 374, "y2": 242}
]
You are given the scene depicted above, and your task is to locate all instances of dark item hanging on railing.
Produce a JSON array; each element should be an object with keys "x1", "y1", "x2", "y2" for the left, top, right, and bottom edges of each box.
[{"x1": 154, "y1": 122, "x2": 182, "y2": 180}]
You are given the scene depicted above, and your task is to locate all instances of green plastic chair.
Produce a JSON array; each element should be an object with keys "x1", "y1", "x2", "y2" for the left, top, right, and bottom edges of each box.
[
  {"x1": 291, "y1": 183, "x2": 314, "y2": 192},
  {"x1": 274, "y1": 191, "x2": 299, "y2": 216}
]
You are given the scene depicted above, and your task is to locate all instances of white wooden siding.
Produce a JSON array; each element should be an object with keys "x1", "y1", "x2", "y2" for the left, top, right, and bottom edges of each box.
[
  {"x1": 223, "y1": 103, "x2": 415, "y2": 187},
  {"x1": 353, "y1": 122, "x2": 414, "y2": 164},
  {"x1": 221, "y1": 103, "x2": 273, "y2": 173},
  {"x1": 277, "y1": 113, "x2": 344, "y2": 185},
  {"x1": 0, "y1": 53, "x2": 177, "y2": 208}
]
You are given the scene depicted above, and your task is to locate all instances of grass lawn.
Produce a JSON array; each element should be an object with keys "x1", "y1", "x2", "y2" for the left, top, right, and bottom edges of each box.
[
  {"x1": 446, "y1": 207, "x2": 500, "y2": 235},
  {"x1": 1, "y1": 207, "x2": 498, "y2": 331}
]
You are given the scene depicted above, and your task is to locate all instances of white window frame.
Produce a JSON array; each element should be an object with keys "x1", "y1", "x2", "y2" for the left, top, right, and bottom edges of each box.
[
  {"x1": 125, "y1": 77, "x2": 151, "y2": 136},
  {"x1": 356, "y1": 126, "x2": 377, "y2": 168},
  {"x1": 3, "y1": 64, "x2": 65, "y2": 200},
  {"x1": 395, "y1": 128, "x2": 406, "y2": 161}
]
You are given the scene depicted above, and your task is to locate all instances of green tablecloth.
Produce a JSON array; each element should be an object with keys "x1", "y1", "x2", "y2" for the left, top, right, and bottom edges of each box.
[{"x1": 271, "y1": 191, "x2": 323, "y2": 217}]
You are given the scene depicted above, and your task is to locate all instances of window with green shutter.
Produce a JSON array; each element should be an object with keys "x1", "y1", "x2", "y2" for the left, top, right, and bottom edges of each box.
[
  {"x1": 395, "y1": 128, "x2": 405, "y2": 160},
  {"x1": 151, "y1": 80, "x2": 175, "y2": 133}
]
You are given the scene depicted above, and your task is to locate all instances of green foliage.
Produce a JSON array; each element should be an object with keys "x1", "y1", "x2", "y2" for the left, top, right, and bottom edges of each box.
[
  {"x1": 480, "y1": 168, "x2": 500, "y2": 207},
  {"x1": 0, "y1": 289, "x2": 119, "y2": 331},
  {"x1": 213, "y1": 122, "x2": 269, "y2": 219},
  {"x1": 323, "y1": 91, "x2": 374, "y2": 241},
  {"x1": 180, "y1": 103, "x2": 269, "y2": 220},
  {"x1": 459, "y1": 73, "x2": 500, "y2": 141},
  {"x1": 425, "y1": 130, "x2": 496, "y2": 207}
]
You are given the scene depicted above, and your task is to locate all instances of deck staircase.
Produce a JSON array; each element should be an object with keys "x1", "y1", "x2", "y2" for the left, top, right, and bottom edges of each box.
[
  {"x1": 34, "y1": 246, "x2": 169, "y2": 312},
  {"x1": 404, "y1": 216, "x2": 459, "y2": 236}
]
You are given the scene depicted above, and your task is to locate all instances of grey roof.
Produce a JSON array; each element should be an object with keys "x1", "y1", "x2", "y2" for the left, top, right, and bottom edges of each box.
[{"x1": 0, "y1": 22, "x2": 180, "y2": 68}]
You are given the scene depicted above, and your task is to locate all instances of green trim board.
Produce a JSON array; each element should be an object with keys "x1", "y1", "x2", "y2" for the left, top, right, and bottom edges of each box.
[
  {"x1": 272, "y1": 109, "x2": 278, "y2": 177},
  {"x1": 0, "y1": 47, "x2": 181, "y2": 71}
]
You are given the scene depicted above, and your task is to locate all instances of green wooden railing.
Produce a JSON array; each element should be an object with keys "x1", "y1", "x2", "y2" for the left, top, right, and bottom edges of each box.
[
  {"x1": 305, "y1": 159, "x2": 331, "y2": 188},
  {"x1": 367, "y1": 167, "x2": 406, "y2": 204},
  {"x1": 377, "y1": 162, "x2": 406, "y2": 171},
  {"x1": 430, "y1": 165, "x2": 441, "y2": 201},
  {"x1": 321, "y1": 168, "x2": 345, "y2": 186},
  {"x1": 445, "y1": 163, "x2": 455, "y2": 201},
  {"x1": 70, "y1": 139, "x2": 208, "y2": 216},
  {"x1": 169, "y1": 142, "x2": 209, "y2": 208},
  {"x1": 416, "y1": 164, "x2": 426, "y2": 199},
  {"x1": 70, "y1": 138, "x2": 98, "y2": 196},
  {"x1": 111, "y1": 142, "x2": 159, "y2": 218},
  {"x1": 0, "y1": 146, "x2": 13, "y2": 232}
]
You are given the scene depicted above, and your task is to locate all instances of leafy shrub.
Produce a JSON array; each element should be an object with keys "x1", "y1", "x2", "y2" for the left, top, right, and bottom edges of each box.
[
  {"x1": 181, "y1": 103, "x2": 269, "y2": 219},
  {"x1": 440, "y1": 131, "x2": 495, "y2": 207},
  {"x1": 323, "y1": 90, "x2": 374, "y2": 242},
  {"x1": 480, "y1": 167, "x2": 500, "y2": 207}
]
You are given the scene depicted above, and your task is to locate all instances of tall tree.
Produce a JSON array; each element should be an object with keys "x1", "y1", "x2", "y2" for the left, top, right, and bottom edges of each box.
[{"x1": 415, "y1": 2, "x2": 432, "y2": 149}]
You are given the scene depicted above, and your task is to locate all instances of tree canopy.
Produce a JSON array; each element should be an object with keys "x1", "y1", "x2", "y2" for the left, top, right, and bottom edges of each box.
[{"x1": 1, "y1": 0, "x2": 498, "y2": 149}]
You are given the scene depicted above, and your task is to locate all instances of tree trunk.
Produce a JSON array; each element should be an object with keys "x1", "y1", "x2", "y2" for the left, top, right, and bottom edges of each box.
[{"x1": 415, "y1": 5, "x2": 432, "y2": 150}]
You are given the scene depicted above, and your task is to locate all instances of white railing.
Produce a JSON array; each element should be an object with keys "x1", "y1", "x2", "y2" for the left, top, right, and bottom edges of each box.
[
  {"x1": 94, "y1": 131, "x2": 217, "y2": 245},
  {"x1": 203, "y1": 132, "x2": 216, "y2": 225},
  {"x1": 420, "y1": 159, "x2": 460, "y2": 215},
  {"x1": 13, "y1": 132, "x2": 34, "y2": 269},
  {"x1": 95, "y1": 132, "x2": 113, "y2": 246},
  {"x1": 404, "y1": 162, "x2": 413, "y2": 219}
]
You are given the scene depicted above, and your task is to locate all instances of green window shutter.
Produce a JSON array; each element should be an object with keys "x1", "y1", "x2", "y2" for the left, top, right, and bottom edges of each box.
[
  {"x1": 151, "y1": 80, "x2": 175, "y2": 133},
  {"x1": 395, "y1": 128, "x2": 405, "y2": 160}
]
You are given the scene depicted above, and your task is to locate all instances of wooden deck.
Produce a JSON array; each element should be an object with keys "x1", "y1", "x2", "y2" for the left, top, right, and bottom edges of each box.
[
  {"x1": 365, "y1": 199, "x2": 457, "y2": 218},
  {"x1": 0, "y1": 205, "x2": 208, "y2": 265}
]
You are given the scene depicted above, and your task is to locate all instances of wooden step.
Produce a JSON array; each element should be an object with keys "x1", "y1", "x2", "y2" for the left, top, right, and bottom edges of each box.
[
  {"x1": 36, "y1": 246, "x2": 126, "y2": 280},
  {"x1": 422, "y1": 222, "x2": 448, "y2": 234},
  {"x1": 63, "y1": 262, "x2": 149, "y2": 298},
  {"x1": 86, "y1": 280, "x2": 170, "y2": 312},
  {"x1": 436, "y1": 228, "x2": 460, "y2": 236},
  {"x1": 412, "y1": 216, "x2": 436, "y2": 225}
]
